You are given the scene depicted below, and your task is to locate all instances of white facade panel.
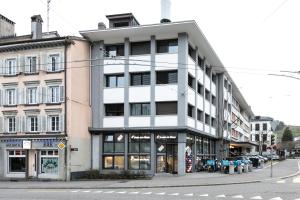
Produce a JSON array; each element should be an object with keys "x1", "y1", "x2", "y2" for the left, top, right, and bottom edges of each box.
[
  {"x1": 103, "y1": 88, "x2": 124, "y2": 103},
  {"x1": 205, "y1": 75, "x2": 210, "y2": 90},
  {"x1": 224, "y1": 88, "x2": 228, "y2": 100},
  {"x1": 129, "y1": 117, "x2": 151, "y2": 127},
  {"x1": 197, "y1": 121, "x2": 204, "y2": 131},
  {"x1": 211, "y1": 105, "x2": 216, "y2": 118},
  {"x1": 211, "y1": 127, "x2": 216, "y2": 136},
  {"x1": 205, "y1": 100, "x2": 210, "y2": 114},
  {"x1": 129, "y1": 86, "x2": 151, "y2": 102},
  {"x1": 103, "y1": 117, "x2": 124, "y2": 128},
  {"x1": 187, "y1": 117, "x2": 195, "y2": 128},
  {"x1": 197, "y1": 68, "x2": 204, "y2": 84},
  {"x1": 197, "y1": 95, "x2": 204, "y2": 110},
  {"x1": 155, "y1": 53, "x2": 178, "y2": 71},
  {"x1": 155, "y1": 85, "x2": 178, "y2": 101},
  {"x1": 205, "y1": 124, "x2": 210, "y2": 134},
  {"x1": 187, "y1": 88, "x2": 195, "y2": 106},
  {"x1": 155, "y1": 115, "x2": 177, "y2": 126},
  {"x1": 129, "y1": 55, "x2": 151, "y2": 72},
  {"x1": 228, "y1": 95, "x2": 232, "y2": 104},
  {"x1": 104, "y1": 59, "x2": 125, "y2": 74},
  {"x1": 211, "y1": 82, "x2": 216, "y2": 96},
  {"x1": 188, "y1": 56, "x2": 196, "y2": 77}
]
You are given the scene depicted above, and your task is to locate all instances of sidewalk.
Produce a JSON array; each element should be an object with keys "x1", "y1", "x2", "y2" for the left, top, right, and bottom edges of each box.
[{"x1": 0, "y1": 159, "x2": 299, "y2": 189}]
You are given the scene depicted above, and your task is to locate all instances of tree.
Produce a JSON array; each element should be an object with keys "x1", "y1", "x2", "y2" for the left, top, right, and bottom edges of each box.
[{"x1": 282, "y1": 127, "x2": 294, "y2": 142}]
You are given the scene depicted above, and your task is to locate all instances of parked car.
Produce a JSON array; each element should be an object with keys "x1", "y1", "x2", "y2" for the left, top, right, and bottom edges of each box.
[{"x1": 271, "y1": 154, "x2": 280, "y2": 160}]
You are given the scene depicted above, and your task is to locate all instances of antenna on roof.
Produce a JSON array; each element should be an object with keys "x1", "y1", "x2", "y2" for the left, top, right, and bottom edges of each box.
[{"x1": 47, "y1": 0, "x2": 51, "y2": 32}]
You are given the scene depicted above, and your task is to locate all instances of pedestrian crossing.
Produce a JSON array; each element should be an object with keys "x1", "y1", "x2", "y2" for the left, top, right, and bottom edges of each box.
[
  {"x1": 64, "y1": 189, "x2": 300, "y2": 200},
  {"x1": 276, "y1": 175, "x2": 300, "y2": 184}
]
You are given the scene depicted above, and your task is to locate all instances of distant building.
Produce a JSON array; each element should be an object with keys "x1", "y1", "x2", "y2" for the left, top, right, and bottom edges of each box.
[{"x1": 0, "y1": 14, "x2": 15, "y2": 38}]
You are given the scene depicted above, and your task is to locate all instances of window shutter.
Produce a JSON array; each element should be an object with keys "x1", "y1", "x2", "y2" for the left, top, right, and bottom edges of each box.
[
  {"x1": 36, "y1": 55, "x2": 40, "y2": 72},
  {"x1": 16, "y1": 116, "x2": 20, "y2": 132},
  {"x1": 58, "y1": 53, "x2": 63, "y2": 71},
  {"x1": 22, "y1": 116, "x2": 26, "y2": 133},
  {"x1": 0, "y1": 90, "x2": 2, "y2": 106},
  {"x1": 4, "y1": 118, "x2": 8, "y2": 133},
  {"x1": 18, "y1": 88, "x2": 24, "y2": 105},
  {"x1": 60, "y1": 114, "x2": 65, "y2": 132},
  {"x1": 24, "y1": 57, "x2": 29, "y2": 73},
  {"x1": 42, "y1": 87, "x2": 48, "y2": 103},
  {"x1": 15, "y1": 88, "x2": 18, "y2": 105},
  {"x1": 38, "y1": 87, "x2": 43, "y2": 104},
  {"x1": 59, "y1": 85, "x2": 65, "y2": 102},
  {"x1": 41, "y1": 53, "x2": 48, "y2": 71},
  {"x1": 3, "y1": 90, "x2": 6, "y2": 105},
  {"x1": 18, "y1": 55, "x2": 24, "y2": 74},
  {"x1": 47, "y1": 116, "x2": 51, "y2": 132},
  {"x1": 0, "y1": 117, "x2": 3, "y2": 133},
  {"x1": 0, "y1": 60, "x2": 3, "y2": 75},
  {"x1": 43, "y1": 116, "x2": 47, "y2": 132},
  {"x1": 38, "y1": 116, "x2": 42, "y2": 132}
]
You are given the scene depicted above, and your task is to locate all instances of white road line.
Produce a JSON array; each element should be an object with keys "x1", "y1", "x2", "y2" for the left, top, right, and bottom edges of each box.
[
  {"x1": 294, "y1": 198, "x2": 300, "y2": 200},
  {"x1": 155, "y1": 192, "x2": 166, "y2": 195},
  {"x1": 293, "y1": 176, "x2": 300, "y2": 183},
  {"x1": 103, "y1": 191, "x2": 115, "y2": 194},
  {"x1": 168, "y1": 193, "x2": 179, "y2": 196},
  {"x1": 232, "y1": 195, "x2": 244, "y2": 199},
  {"x1": 82, "y1": 190, "x2": 91, "y2": 193},
  {"x1": 71, "y1": 190, "x2": 79, "y2": 193},
  {"x1": 199, "y1": 194, "x2": 209, "y2": 197},
  {"x1": 94, "y1": 191, "x2": 103, "y2": 193},
  {"x1": 250, "y1": 196, "x2": 263, "y2": 200},
  {"x1": 276, "y1": 180, "x2": 286, "y2": 183},
  {"x1": 142, "y1": 192, "x2": 152, "y2": 195},
  {"x1": 184, "y1": 193, "x2": 194, "y2": 196},
  {"x1": 216, "y1": 194, "x2": 226, "y2": 198},
  {"x1": 270, "y1": 197, "x2": 283, "y2": 200},
  {"x1": 116, "y1": 191, "x2": 127, "y2": 194},
  {"x1": 129, "y1": 191, "x2": 139, "y2": 194}
]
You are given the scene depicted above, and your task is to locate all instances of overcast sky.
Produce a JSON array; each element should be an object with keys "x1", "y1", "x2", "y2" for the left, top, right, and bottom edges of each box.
[{"x1": 1, "y1": 0, "x2": 300, "y2": 125}]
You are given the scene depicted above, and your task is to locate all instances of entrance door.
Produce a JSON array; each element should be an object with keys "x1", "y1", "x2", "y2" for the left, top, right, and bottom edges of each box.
[
  {"x1": 156, "y1": 144, "x2": 178, "y2": 174},
  {"x1": 28, "y1": 150, "x2": 37, "y2": 178}
]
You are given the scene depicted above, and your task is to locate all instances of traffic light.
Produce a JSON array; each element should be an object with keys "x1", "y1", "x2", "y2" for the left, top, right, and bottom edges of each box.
[{"x1": 271, "y1": 135, "x2": 275, "y2": 145}]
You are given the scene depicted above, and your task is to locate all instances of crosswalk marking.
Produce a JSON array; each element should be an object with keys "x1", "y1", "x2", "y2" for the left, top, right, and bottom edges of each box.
[
  {"x1": 276, "y1": 180, "x2": 286, "y2": 184},
  {"x1": 270, "y1": 197, "x2": 283, "y2": 200},
  {"x1": 103, "y1": 191, "x2": 115, "y2": 194},
  {"x1": 129, "y1": 191, "x2": 139, "y2": 194},
  {"x1": 216, "y1": 194, "x2": 226, "y2": 198},
  {"x1": 82, "y1": 190, "x2": 91, "y2": 193},
  {"x1": 250, "y1": 196, "x2": 263, "y2": 199},
  {"x1": 155, "y1": 192, "x2": 166, "y2": 195},
  {"x1": 71, "y1": 190, "x2": 79, "y2": 193},
  {"x1": 142, "y1": 192, "x2": 152, "y2": 195},
  {"x1": 199, "y1": 194, "x2": 209, "y2": 197},
  {"x1": 184, "y1": 193, "x2": 194, "y2": 196},
  {"x1": 232, "y1": 195, "x2": 244, "y2": 199},
  {"x1": 168, "y1": 193, "x2": 179, "y2": 196},
  {"x1": 94, "y1": 191, "x2": 102, "y2": 193},
  {"x1": 117, "y1": 191, "x2": 127, "y2": 194},
  {"x1": 293, "y1": 176, "x2": 300, "y2": 183}
]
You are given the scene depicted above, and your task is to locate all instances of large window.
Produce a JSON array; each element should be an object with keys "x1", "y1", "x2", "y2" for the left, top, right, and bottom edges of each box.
[
  {"x1": 255, "y1": 124, "x2": 260, "y2": 131},
  {"x1": 48, "y1": 86, "x2": 60, "y2": 103},
  {"x1": 48, "y1": 115, "x2": 60, "y2": 132},
  {"x1": 105, "y1": 44, "x2": 124, "y2": 57},
  {"x1": 263, "y1": 123, "x2": 267, "y2": 131},
  {"x1": 25, "y1": 56, "x2": 37, "y2": 74},
  {"x1": 47, "y1": 54, "x2": 61, "y2": 72},
  {"x1": 103, "y1": 133, "x2": 125, "y2": 170},
  {"x1": 156, "y1": 70, "x2": 177, "y2": 84},
  {"x1": 203, "y1": 138, "x2": 209, "y2": 154},
  {"x1": 188, "y1": 104, "x2": 195, "y2": 118},
  {"x1": 8, "y1": 150, "x2": 26, "y2": 173},
  {"x1": 5, "y1": 89, "x2": 16, "y2": 105},
  {"x1": 205, "y1": 89, "x2": 210, "y2": 101},
  {"x1": 26, "y1": 87, "x2": 37, "y2": 104},
  {"x1": 5, "y1": 58, "x2": 17, "y2": 75},
  {"x1": 128, "y1": 133, "x2": 151, "y2": 170},
  {"x1": 197, "y1": 109, "x2": 203, "y2": 122},
  {"x1": 197, "y1": 82, "x2": 204, "y2": 95},
  {"x1": 130, "y1": 72, "x2": 150, "y2": 86},
  {"x1": 205, "y1": 114, "x2": 210, "y2": 125},
  {"x1": 188, "y1": 74, "x2": 195, "y2": 89},
  {"x1": 156, "y1": 102, "x2": 177, "y2": 115},
  {"x1": 27, "y1": 116, "x2": 38, "y2": 132},
  {"x1": 130, "y1": 103, "x2": 150, "y2": 116},
  {"x1": 105, "y1": 74, "x2": 124, "y2": 87},
  {"x1": 40, "y1": 150, "x2": 59, "y2": 174},
  {"x1": 105, "y1": 104, "x2": 124, "y2": 116},
  {"x1": 130, "y1": 41, "x2": 150, "y2": 55},
  {"x1": 156, "y1": 39, "x2": 178, "y2": 53},
  {"x1": 7, "y1": 117, "x2": 16, "y2": 133}
]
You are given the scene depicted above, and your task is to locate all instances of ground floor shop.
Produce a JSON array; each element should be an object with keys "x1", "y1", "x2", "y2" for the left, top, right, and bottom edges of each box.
[
  {"x1": 229, "y1": 141, "x2": 258, "y2": 156},
  {"x1": 90, "y1": 130, "x2": 218, "y2": 176},
  {"x1": 0, "y1": 138, "x2": 66, "y2": 180}
]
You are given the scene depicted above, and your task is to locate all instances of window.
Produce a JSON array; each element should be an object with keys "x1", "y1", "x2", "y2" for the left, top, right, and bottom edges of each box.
[
  {"x1": 8, "y1": 150, "x2": 26, "y2": 173},
  {"x1": 188, "y1": 104, "x2": 195, "y2": 118},
  {"x1": 263, "y1": 134, "x2": 267, "y2": 142},
  {"x1": 105, "y1": 104, "x2": 124, "y2": 116},
  {"x1": 263, "y1": 123, "x2": 267, "y2": 131},
  {"x1": 156, "y1": 70, "x2": 177, "y2": 84},
  {"x1": 156, "y1": 39, "x2": 178, "y2": 53},
  {"x1": 188, "y1": 74, "x2": 195, "y2": 89},
  {"x1": 212, "y1": 95, "x2": 216, "y2": 106},
  {"x1": 40, "y1": 150, "x2": 59, "y2": 174},
  {"x1": 211, "y1": 118, "x2": 216, "y2": 128},
  {"x1": 130, "y1": 41, "x2": 150, "y2": 55},
  {"x1": 130, "y1": 103, "x2": 150, "y2": 116},
  {"x1": 5, "y1": 58, "x2": 17, "y2": 75},
  {"x1": 255, "y1": 124, "x2": 260, "y2": 131},
  {"x1": 105, "y1": 44, "x2": 124, "y2": 57},
  {"x1": 128, "y1": 133, "x2": 151, "y2": 170},
  {"x1": 197, "y1": 82, "x2": 204, "y2": 95},
  {"x1": 205, "y1": 114, "x2": 210, "y2": 125},
  {"x1": 47, "y1": 54, "x2": 61, "y2": 72},
  {"x1": 25, "y1": 56, "x2": 37, "y2": 73},
  {"x1": 7, "y1": 117, "x2": 16, "y2": 133},
  {"x1": 156, "y1": 102, "x2": 177, "y2": 115},
  {"x1": 197, "y1": 109, "x2": 203, "y2": 122},
  {"x1": 27, "y1": 116, "x2": 38, "y2": 132},
  {"x1": 26, "y1": 87, "x2": 37, "y2": 104},
  {"x1": 48, "y1": 86, "x2": 60, "y2": 103},
  {"x1": 5, "y1": 89, "x2": 16, "y2": 105},
  {"x1": 49, "y1": 115, "x2": 60, "y2": 132},
  {"x1": 205, "y1": 89, "x2": 210, "y2": 101},
  {"x1": 106, "y1": 74, "x2": 124, "y2": 87},
  {"x1": 196, "y1": 136, "x2": 203, "y2": 155},
  {"x1": 203, "y1": 138, "x2": 209, "y2": 154},
  {"x1": 198, "y1": 56, "x2": 204, "y2": 70},
  {"x1": 212, "y1": 74, "x2": 217, "y2": 84},
  {"x1": 103, "y1": 133, "x2": 125, "y2": 170},
  {"x1": 130, "y1": 72, "x2": 150, "y2": 86},
  {"x1": 113, "y1": 22, "x2": 129, "y2": 27},
  {"x1": 188, "y1": 45, "x2": 196, "y2": 61},
  {"x1": 205, "y1": 67, "x2": 211, "y2": 76}
]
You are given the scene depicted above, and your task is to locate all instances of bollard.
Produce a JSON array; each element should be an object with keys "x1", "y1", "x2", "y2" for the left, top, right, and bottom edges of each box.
[{"x1": 229, "y1": 162, "x2": 234, "y2": 175}]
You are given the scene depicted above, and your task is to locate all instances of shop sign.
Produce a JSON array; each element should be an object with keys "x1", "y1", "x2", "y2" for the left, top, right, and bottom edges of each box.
[
  {"x1": 5, "y1": 140, "x2": 23, "y2": 148},
  {"x1": 23, "y1": 140, "x2": 31, "y2": 149},
  {"x1": 57, "y1": 142, "x2": 66, "y2": 150}
]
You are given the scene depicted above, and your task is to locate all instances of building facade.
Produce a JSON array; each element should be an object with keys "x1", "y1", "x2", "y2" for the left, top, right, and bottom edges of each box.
[
  {"x1": 0, "y1": 15, "x2": 91, "y2": 180},
  {"x1": 80, "y1": 13, "x2": 252, "y2": 176},
  {"x1": 251, "y1": 116, "x2": 276, "y2": 154}
]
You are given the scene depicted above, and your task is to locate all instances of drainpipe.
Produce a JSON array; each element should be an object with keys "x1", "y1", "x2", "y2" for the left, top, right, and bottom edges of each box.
[{"x1": 64, "y1": 40, "x2": 69, "y2": 181}]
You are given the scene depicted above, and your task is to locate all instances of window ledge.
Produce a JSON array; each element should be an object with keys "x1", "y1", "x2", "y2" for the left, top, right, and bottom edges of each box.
[
  {"x1": 129, "y1": 85, "x2": 150, "y2": 87},
  {"x1": 46, "y1": 132, "x2": 62, "y2": 134},
  {"x1": 24, "y1": 72, "x2": 39, "y2": 76},
  {"x1": 46, "y1": 70, "x2": 64, "y2": 74},
  {"x1": 24, "y1": 103, "x2": 40, "y2": 106},
  {"x1": 3, "y1": 105, "x2": 17, "y2": 108},
  {"x1": 45, "y1": 102, "x2": 63, "y2": 106},
  {"x1": 3, "y1": 74, "x2": 19, "y2": 77}
]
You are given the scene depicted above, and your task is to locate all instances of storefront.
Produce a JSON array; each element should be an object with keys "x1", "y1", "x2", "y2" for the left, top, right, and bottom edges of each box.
[
  {"x1": 229, "y1": 141, "x2": 258, "y2": 156},
  {"x1": 91, "y1": 130, "x2": 217, "y2": 176},
  {"x1": 0, "y1": 138, "x2": 66, "y2": 180}
]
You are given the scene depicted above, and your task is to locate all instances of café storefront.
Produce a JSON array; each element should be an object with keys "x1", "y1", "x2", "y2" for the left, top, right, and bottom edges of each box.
[{"x1": 0, "y1": 138, "x2": 66, "y2": 180}]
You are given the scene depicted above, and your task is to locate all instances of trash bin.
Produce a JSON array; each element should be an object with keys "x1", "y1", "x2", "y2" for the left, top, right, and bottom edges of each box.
[{"x1": 229, "y1": 161, "x2": 235, "y2": 174}]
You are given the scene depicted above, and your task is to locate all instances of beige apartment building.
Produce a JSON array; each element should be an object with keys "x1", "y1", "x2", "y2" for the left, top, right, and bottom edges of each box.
[{"x1": 0, "y1": 15, "x2": 91, "y2": 180}]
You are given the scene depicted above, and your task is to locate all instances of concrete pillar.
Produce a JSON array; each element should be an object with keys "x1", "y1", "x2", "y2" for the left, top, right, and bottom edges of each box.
[
  {"x1": 151, "y1": 134, "x2": 155, "y2": 174},
  {"x1": 177, "y1": 132, "x2": 186, "y2": 176},
  {"x1": 124, "y1": 134, "x2": 128, "y2": 170},
  {"x1": 92, "y1": 135, "x2": 100, "y2": 170},
  {"x1": 150, "y1": 36, "x2": 156, "y2": 127},
  {"x1": 99, "y1": 134, "x2": 103, "y2": 172},
  {"x1": 124, "y1": 38, "x2": 130, "y2": 127}
]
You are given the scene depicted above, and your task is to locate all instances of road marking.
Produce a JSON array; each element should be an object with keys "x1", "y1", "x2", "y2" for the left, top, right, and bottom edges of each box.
[
  {"x1": 155, "y1": 192, "x2": 166, "y2": 195},
  {"x1": 232, "y1": 195, "x2": 244, "y2": 199},
  {"x1": 103, "y1": 191, "x2": 115, "y2": 194},
  {"x1": 82, "y1": 190, "x2": 91, "y2": 193},
  {"x1": 168, "y1": 193, "x2": 179, "y2": 196},
  {"x1": 94, "y1": 191, "x2": 103, "y2": 193},
  {"x1": 184, "y1": 193, "x2": 194, "y2": 196},
  {"x1": 276, "y1": 180, "x2": 286, "y2": 183},
  {"x1": 129, "y1": 191, "x2": 139, "y2": 194},
  {"x1": 117, "y1": 191, "x2": 127, "y2": 194},
  {"x1": 71, "y1": 190, "x2": 79, "y2": 193},
  {"x1": 270, "y1": 197, "x2": 283, "y2": 200},
  {"x1": 199, "y1": 194, "x2": 209, "y2": 197},
  {"x1": 250, "y1": 196, "x2": 263, "y2": 199},
  {"x1": 142, "y1": 192, "x2": 152, "y2": 195},
  {"x1": 216, "y1": 194, "x2": 226, "y2": 198},
  {"x1": 293, "y1": 176, "x2": 300, "y2": 183}
]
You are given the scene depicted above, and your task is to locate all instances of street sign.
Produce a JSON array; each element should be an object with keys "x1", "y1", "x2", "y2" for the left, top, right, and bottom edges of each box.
[
  {"x1": 57, "y1": 142, "x2": 66, "y2": 150},
  {"x1": 23, "y1": 140, "x2": 31, "y2": 149}
]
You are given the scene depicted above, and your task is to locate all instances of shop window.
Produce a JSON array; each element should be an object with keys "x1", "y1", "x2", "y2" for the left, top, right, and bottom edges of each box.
[
  {"x1": 156, "y1": 101, "x2": 177, "y2": 115},
  {"x1": 103, "y1": 133, "x2": 125, "y2": 170},
  {"x1": 40, "y1": 150, "x2": 59, "y2": 174},
  {"x1": 196, "y1": 136, "x2": 203, "y2": 155},
  {"x1": 203, "y1": 138, "x2": 209, "y2": 154},
  {"x1": 156, "y1": 39, "x2": 178, "y2": 54},
  {"x1": 8, "y1": 150, "x2": 26, "y2": 173},
  {"x1": 156, "y1": 70, "x2": 177, "y2": 84},
  {"x1": 103, "y1": 156, "x2": 124, "y2": 170}
]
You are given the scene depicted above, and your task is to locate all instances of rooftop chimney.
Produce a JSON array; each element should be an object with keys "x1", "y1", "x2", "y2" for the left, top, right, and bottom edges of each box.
[
  {"x1": 31, "y1": 15, "x2": 43, "y2": 39},
  {"x1": 0, "y1": 14, "x2": 15, "y2": 38},
  {"x1": 98, "y1": 22, "x2": 106, "y2": 30},
  {"x1": 160, "y1": 0, "x2": 171, "y2": 23}
]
